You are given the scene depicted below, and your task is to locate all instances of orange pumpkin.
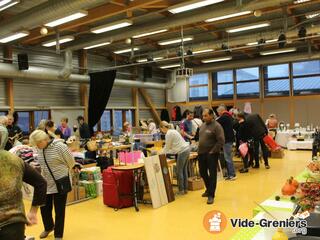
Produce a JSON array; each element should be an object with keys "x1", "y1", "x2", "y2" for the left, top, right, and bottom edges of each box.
[
  {"x1": 290, "y1": 177, "x2": 299, "y2": 189},
  {"x1": 282, "y1": 180, "x2": 297, "y2": 196}
]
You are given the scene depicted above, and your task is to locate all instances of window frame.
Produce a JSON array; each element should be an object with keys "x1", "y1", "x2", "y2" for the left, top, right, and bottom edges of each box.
[
  {"x1": 212, "y1": 70, "x2": 234, "y2": 100},
  {"x1": 235, "y1": 67, "x2": 260, "y2": 98},
  {"x1": 263, "y1": 63, "x2": 290, "y2": 97},
  {"x1": 189, "y1": 73, "x2": 209, "y2": 101}
]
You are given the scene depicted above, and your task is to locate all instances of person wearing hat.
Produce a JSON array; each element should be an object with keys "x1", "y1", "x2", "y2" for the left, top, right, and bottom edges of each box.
[
  {"x1": 159, "y1": 121, "x2": 190, "y2": 195},
  {"x1": 147, "y1": 119, "x2": 158, "y2": 134}
]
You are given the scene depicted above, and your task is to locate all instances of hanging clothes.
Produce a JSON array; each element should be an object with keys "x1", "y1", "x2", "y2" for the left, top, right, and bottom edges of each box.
[
  {"x1": 161, "y1": 109, "x2": 170, "y2": 122},
  {"x1": 171, "y1": 106, "x2": 182, "y2": 121},
  {"x1": 193, "y1": 105, "x2": 203, "y2": 118}
]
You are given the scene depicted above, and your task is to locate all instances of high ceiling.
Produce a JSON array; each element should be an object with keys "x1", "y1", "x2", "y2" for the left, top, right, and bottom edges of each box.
[{"x1": 0, "y1": 0, "x2": 320, "y2": 70}]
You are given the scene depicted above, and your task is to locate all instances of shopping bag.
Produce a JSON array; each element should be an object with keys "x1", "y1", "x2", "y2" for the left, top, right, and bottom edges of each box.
[
  {"x1": 263, "y1": 135, "x2": 281, "y2": 151},
  {"x1": 238, "y1": 142, "x2": 248, "y2": 158}
]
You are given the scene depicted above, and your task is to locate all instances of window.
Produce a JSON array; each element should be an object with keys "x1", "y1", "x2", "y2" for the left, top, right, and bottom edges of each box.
[
  {"x1": 0, "y1": 111, "x2": 7, "y2": 116},
  {"x1": 17, "y1": 112, "x2": 30, "y2": 134},
  {"x1": 293, "y1": 60, "x2": 320, "y2": 95},
  {"x1": 264, "y1": 64, "x2": 290, "y2": 96},
  {"x1": 34, "y1": 111, "x2": 49, "y2": 128},
  {"x1": 189, "y1": 73, "x2": 208, "y2": 100},
  {"x1": 125, "y1": 110, "x2": 133, "y2": 125},
  {"x1": 101, "y1": 110, "x2": 111, "y2": 132},
  {"x1": 113, "y1": 110, "x2": 123, "y2": 135},
  {"x1": 236, "y1": 67, "x2": 260, "y2": 98},
  {"x1": 212, "y1": 70, "x2": 234, "y2": 99}
]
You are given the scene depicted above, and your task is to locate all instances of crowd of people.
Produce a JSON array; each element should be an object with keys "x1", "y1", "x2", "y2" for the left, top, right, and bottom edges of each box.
[{"x1": 0, "y1": 107, "x2": 279, "y2": 240}]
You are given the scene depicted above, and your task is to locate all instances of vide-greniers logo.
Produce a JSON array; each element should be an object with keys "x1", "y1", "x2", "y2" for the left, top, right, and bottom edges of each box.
[{"x1": 203, "y1": 210, "x2": 228, "y2": 234}]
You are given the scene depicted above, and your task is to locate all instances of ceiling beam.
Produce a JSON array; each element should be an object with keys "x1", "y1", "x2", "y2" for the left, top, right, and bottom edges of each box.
[{"x1": 22, "y1": 0, "x2": 163, "y2": 45}]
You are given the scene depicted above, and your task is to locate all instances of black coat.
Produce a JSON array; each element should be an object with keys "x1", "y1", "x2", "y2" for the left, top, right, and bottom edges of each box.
[
  {"x1": 238, "y1": 121, "x2": 253, "y2": 142},
  {"x1": 245, "y1": 114, "x2": 268, "y2": 139},
  {"x1": 217, "y1": 112, "x2": 235, "y2": 143},
  {"x1": 80, "y1": 123, "x2": 91, "y2": 139}
]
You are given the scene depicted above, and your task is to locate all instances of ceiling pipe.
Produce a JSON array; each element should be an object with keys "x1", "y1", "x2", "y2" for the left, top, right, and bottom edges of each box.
[
  {"x1": 58, "y1": 50, "x2": 72, "y2": 79},
  {"x1": 66, "y1": 0, "x2": 293, "y2": 51},
  {"x1": 194, "y1": 51, "x2": 320, "y2": 72},
  {"x1": 0, "y1": 62, "x2": 176, "y2": 90},
  {"x1": 0, "y1": 0, "x2": 108, "y2": 38}
]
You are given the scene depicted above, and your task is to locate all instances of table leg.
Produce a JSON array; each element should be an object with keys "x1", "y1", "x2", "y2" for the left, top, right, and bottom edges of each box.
[{"x1": 133, "y1": 169, "x2": 139, "y2": 212}]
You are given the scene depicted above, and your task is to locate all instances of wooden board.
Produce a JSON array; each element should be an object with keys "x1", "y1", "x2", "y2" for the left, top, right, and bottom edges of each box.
[
  {"x1": 143, "y1": 155, "x2": 168, "y2": 208},
  {"x1": 159, "y1": 154, "x2": 175, "y2": 203}
]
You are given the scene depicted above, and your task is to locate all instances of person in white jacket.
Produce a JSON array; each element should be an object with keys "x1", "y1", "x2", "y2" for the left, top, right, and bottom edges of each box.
[{"x1": 159, "y1": 121, "x2": 190, "y2": 195}]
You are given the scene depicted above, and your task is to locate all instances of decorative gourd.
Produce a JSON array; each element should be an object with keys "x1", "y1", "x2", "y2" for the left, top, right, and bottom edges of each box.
[
  {"x1": 281, "y1": 179, "x2": 296, "y2": 196},
  {"x1": 290, "y1": 177, "x2": 299, "y2": 189}
]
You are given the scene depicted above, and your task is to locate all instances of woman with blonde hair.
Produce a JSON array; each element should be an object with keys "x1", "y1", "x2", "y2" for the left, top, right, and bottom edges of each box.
[{"x1": 29, "y1": 130, "x2": 75, "y2": 240}]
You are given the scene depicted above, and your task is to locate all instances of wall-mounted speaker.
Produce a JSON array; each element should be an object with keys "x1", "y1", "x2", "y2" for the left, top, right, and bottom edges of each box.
[{"x1": 17, "y1": 53, "x2": 29, "y2": 70}]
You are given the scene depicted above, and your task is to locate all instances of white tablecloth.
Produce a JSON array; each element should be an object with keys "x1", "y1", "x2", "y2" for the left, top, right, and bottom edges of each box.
[
  {"x1": 275, "y1": 130, "x2": 314, "y2": 148},
  {"x1": 287, "y1": 140, "x2": 313, "y2": 150}
]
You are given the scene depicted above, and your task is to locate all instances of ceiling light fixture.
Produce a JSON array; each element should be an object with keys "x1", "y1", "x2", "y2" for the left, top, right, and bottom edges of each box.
[
  {"x1": 246, "y1": 39, "x2": 278, "y2": 46},
  {"x1": 91, "y1": 19, "x2": 133, "y2": 34},
  {"x1": 205, "y1": 11, "x2": 251, "y2": 22},
  {"x1": 83, "y1": 42, "x2": 111, "y2": 50},
  {"x1": 137, "y1": 57, "x2": 164, "y2": 63},
  {"x1": 0, "y1": 31, "x2": 29, "y2": 43},
  {"x1": 158, "y1": 36, "x2": 193, "y2": 46},
  {"x1": 193, "y1": 49, "x2": 214, "y2": 54},
  {"x1": 201, "y1": 56, "x2": 232, "y2": 63},
  {"x1": 133, "y1": 29, "x2": 168, "y2": 38},
  {"x1": 226, "y1": 22, "x2": 270, "y2": 33},
  {"x1": 114, "y1": 47, "x2": 139, "y2": 54},
  {"x1": 42, "y1": 35, "x2": 74, "y2": 47},
  {"x1": 168, "y1": 0, "x2": 224, "y2": 14},
  {"x1": 0, "y1": 0, "x2": 19, "y2": 12},
  {"x1": 160, "y1": 64, "x2": 181, "y2": 69},
  {"x1": 306, "y1": 12, "x2": 320, "y2": 19},
  {"x1": 45, "y1": 11, "x2": 88, "y2": 27},
  {"x1": 293, "y1": 0, "x2": 310, "y2": 4},
  {"x1": 278, "y1": 33, "x2": 287, "y2": 48},
  {"x1": 260, "y1": 47, "x2": 296, "y2": 56}
]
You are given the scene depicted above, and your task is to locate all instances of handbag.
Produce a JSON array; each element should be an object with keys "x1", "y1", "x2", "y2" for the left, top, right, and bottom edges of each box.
[
  {"x1": 238, "y1": 142, "x2": 249, "y2": 158},
  {"x1": 43, "y1": 148, "x2": 72, "y2": 194}
]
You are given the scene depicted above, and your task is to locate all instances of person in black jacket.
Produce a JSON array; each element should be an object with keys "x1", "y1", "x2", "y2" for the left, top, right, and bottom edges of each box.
[
  {"x1": 216, "y1": 105, "x2": 236, "y2": 180},
  {"x1": 236, "y1": 112, "x2": 254, "y2": 173},
  {"x1": 76, "y1": 116, "x2": 91, "y2": 139},
  {"x1": 245, "y1": 113, "x2": 270, "y2": 169}
]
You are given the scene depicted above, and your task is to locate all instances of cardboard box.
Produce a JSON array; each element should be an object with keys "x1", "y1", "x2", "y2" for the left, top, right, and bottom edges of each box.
[
  {"x1": 188, "y1": 177, "x2": 204, "y2": 191},
  {"x1": 78, "y1": 186, "x2": 86, "y2": 200},
  {"x1": 271, "y1": 149, "x2": 284, "y2": 159},
  {"x1": 67, "y1": 188, "x2": 76, "y2": 203}
]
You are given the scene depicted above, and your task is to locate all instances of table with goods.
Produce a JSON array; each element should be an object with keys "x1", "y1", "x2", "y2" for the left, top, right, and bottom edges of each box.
[{"x1": 231, "y1": 159, "x2": 320, "y2": 240}]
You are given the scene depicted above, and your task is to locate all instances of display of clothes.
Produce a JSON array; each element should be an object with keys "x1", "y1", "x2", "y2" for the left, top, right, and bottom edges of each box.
[
  {"x1": 193, "y1": 105, "x2": 203, "y2": 118},
  {"x1": 161, "y1": 109, "x2": 170, "y2": 122},
  {"x1": 171, "y1": 105, "x2": 182, "y2": 121}
]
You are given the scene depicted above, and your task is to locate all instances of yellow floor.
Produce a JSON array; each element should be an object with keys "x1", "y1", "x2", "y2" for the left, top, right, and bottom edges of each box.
[{"x1": 25, "y1": 150, "x2": 310, "y2": 240}]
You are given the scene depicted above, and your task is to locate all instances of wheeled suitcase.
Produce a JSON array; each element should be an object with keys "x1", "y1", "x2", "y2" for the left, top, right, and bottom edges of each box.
[{"x1": 102, "y1": 167, "x2": 134, "y2": 209}]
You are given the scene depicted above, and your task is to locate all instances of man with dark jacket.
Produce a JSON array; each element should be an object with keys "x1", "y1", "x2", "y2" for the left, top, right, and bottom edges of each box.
[
  {"x1": 77, "y1": 116, "x2": 91, "y2": 139},
  {"x1": 245, "y1": 113, "x2": 270, "y2": 169},
  {"x1": 216, "y1": 105, "x2": 236, "y2": 180},
  {"x1": 198, "y1": 109, "x2": 225, "y2": 205}
]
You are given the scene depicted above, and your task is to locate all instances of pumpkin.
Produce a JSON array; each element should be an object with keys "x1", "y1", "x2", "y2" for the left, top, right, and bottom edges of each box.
[
  {"x1": 281, "y1": 180, "x2": 296, "y2": 196},
  {"x1": 290, "y1": 177, "x2": 299, "y2": 189}
]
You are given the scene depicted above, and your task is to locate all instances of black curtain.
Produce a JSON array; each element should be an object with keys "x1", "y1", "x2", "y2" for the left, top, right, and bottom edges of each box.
[{"x1": 88, "y1": 70, "x2": 116, "y2": 134}]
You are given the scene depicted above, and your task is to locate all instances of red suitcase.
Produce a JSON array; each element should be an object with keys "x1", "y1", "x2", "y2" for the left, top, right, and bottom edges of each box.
[{"x1": 102, "y1": 167, "x2": 134, "y2": 209}]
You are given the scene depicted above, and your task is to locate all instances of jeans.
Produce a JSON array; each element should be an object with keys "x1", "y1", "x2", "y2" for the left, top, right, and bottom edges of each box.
[
  {"x1": 176, "y1": 148, "x2": 190, "y2": 192},
  {"x1": 223, "y1": 142, "x2": 236, "y2": 177},
  {"x1": 253, "y1": 137, "x2": 269, "y2": 167},
  {"x1": 41, "y1": 193, "x2": 68, "y2": 238},
  {"x1": 198, "y1": 153, "x2": 218, "y2": 198},
  {"x1": 0, "y1": 222, "x2": 24, "y2": 240}
]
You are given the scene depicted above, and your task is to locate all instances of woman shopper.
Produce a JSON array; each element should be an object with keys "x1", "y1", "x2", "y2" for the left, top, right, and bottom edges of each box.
[
  {"x1": 159, "y1": 121, "x2": 190, "y2": 195},
  {"x1": 0, "y1": 150, "x2": 47, "y2": 240},
  {"x1": 29, "y1": 130, "x2": 75, "y2": 240}
]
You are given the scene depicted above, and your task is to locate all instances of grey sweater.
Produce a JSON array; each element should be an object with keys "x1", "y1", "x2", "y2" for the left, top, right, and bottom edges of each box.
[{"x1": 198, "y1": 120, "x2": 225, "y2": 154}]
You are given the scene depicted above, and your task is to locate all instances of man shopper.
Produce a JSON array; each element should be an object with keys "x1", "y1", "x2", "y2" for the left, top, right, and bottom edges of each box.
[
  {"x1": 198, "y1": 109, "x2": 225, "y2": 204},
  {"x1": 216, "y1": 105, "x2": 236, "y2": 180}
]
